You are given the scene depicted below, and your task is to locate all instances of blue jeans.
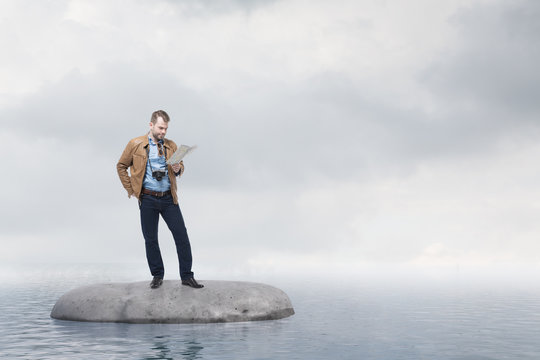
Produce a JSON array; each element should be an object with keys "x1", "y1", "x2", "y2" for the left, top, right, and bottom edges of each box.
[{"x1": 139, "y1": 193, "x2": 194, "y2": 280}]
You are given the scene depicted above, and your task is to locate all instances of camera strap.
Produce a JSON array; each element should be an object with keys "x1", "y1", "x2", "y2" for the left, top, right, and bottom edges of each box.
[{"x1": 145, "y1": 142, "x2": 167, "y2": 173}]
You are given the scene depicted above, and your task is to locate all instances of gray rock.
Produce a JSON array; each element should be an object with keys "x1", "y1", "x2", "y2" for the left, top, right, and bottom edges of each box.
[{"x1": 50, "y1": 280, "x2": 294, "y2": 323}]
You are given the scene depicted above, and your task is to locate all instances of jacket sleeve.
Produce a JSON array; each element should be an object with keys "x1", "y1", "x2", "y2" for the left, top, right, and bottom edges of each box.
[{"x1": 117, "y1": 141, "x2": 134, "y2": 197}]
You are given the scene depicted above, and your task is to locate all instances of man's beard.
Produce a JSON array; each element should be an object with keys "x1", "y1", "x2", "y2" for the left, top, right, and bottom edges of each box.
[{"x1": 151, "y1": 130, "x2": 163, "y2": 140}]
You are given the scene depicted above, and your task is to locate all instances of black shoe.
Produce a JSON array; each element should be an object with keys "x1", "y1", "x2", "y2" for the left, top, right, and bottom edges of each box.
[
  {"x1": 182, "y1": 278, "x2": 204, "y2": 288},
  {"x1": 150, "y1": 276, "x2": 163, "y2": 289}
]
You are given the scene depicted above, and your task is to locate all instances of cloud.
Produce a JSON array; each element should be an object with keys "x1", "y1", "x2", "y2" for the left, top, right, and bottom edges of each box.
[
  {"x1": 1, "y1": 0, "x2": 540, "y2": 273},
  {"x1": 421, "y1": 0, "x2": 540, "y2": 117}
]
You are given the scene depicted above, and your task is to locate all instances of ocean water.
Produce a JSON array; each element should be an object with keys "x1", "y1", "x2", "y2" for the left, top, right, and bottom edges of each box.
[{"x1": 1, "y1": 264, "x2": 540, "y2": 359}]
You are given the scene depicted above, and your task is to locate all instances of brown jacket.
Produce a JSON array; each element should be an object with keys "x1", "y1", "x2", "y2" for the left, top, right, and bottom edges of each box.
[{"x1": 117, "y1": 134, "x2": 182, "y2": 204}]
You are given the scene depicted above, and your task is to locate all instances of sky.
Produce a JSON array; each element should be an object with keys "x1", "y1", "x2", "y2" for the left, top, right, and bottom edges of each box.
[{"x1": 1, "y1": 0, "x2": 540, "y2": 280}]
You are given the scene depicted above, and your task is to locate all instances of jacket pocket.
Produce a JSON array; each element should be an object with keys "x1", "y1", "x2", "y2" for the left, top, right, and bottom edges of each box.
[{"x1": 132, "y1": 154, "x2": 146, "y2": 172}]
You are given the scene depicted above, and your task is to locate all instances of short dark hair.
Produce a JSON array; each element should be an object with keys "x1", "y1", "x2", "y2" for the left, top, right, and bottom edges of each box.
[{"x1": 151, "y1": 110, "x2": 170, "y2": 124}]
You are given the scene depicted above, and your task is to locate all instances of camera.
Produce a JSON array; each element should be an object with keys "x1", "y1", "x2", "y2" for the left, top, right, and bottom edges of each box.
[{"x1": 152, "y1": 170, "x2": 166, "y2": 181}]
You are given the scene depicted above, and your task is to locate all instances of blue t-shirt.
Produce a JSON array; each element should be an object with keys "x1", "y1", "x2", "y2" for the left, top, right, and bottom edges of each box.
[{"x1": 143, "y1": 137, "x2": 171, "y2": 192}]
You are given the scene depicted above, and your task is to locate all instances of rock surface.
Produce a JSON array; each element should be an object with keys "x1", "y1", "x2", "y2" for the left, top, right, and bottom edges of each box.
[{"x1": 50, "y1": 280, "x2": 294, "y2": 323}]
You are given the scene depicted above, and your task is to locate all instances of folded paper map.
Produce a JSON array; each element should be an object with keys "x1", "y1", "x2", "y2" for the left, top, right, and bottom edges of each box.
[{"x1": 166, "y1": 145, "x2": 197, "y2": 165}]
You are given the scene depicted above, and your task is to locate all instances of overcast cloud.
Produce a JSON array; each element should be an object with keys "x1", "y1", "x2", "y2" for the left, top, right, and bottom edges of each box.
[{"x1": 1, "y1": 0, "x2": 540, "y2": 279}]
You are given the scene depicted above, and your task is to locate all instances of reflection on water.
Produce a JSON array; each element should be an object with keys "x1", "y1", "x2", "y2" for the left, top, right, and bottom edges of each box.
[
  {"x1": 181, "y1": 341, "x2": 204, "y2": 360},
  {"x1": 2, "y1": 264, "x2": 540, "y2": 359},
  {"x1": 148, "y1": 335, "x2": 174, "y2": 360},
  {"x1": 142, "y1": 335, "x2": 203, "y2": 360}
]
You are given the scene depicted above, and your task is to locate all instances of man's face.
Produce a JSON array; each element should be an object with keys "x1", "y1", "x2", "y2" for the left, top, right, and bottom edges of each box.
[{"x1": 149, "y1": 117, "x2": 168, "y2": 140}]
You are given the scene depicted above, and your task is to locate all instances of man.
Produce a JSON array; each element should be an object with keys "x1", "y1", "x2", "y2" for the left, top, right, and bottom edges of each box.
[{"x1": 117, "y1": 110, "x2": 203, "y2": 289}]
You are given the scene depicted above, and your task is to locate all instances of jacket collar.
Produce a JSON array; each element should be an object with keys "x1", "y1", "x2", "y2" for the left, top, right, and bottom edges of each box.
[{"x1": 141, "y1": 134, "x2": 172, "y2": 150}]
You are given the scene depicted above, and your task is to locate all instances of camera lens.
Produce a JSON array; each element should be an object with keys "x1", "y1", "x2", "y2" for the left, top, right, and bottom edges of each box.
[{"x1": 152, "y1": 170, "x2": 165, "y2": 181}]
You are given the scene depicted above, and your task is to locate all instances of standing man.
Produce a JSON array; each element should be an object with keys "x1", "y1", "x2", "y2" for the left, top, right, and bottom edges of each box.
[{"x1": 117, "y1": 110, "x2": 203, "y2": 289}]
